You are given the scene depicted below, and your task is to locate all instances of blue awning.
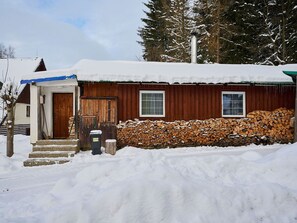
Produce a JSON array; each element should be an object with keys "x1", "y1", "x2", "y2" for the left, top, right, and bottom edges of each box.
[{"x1": 20, "y1": 74, "x2": 77, "y2": 84}]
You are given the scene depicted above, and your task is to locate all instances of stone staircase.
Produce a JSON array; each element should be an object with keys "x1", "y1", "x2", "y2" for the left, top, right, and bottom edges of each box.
[{"x1": 23, "y1": 139, "x2": 80, "y2": 167}]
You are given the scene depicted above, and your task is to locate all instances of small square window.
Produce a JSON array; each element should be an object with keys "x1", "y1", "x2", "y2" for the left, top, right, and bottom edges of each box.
[
  {"x1": 140, "y1": 91, "x2": 165, "y2": 117},
  {"x1": 26, "y1": 105, "x2": 30, "y2": 117},
  {"x1": 222, "y1": 91, "x2": 246, "y2": 117}
]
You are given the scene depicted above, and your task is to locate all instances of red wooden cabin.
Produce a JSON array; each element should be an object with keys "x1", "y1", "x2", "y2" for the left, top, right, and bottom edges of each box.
[{"x1": 21, "y1": 60, "x2": 296, "y2": 149}]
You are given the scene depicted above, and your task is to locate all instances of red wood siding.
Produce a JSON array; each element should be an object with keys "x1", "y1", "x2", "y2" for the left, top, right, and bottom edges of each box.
[{"x1": 81, "y1": 83, "x2": 295, "y2": 122}]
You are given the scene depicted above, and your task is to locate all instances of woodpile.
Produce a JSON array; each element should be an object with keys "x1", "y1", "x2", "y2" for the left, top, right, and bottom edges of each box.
[
  {"x1": 68, "y1": 116, "x2": 76, "y2": 139},
  {"x1": 117, "y1": 108, "x2": 294, "y2": 148}
]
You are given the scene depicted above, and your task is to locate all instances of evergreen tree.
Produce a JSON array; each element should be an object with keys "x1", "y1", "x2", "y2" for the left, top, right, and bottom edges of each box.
[
  {"x1": 277, "y1": 0, "x2": 297, "y2": 64},
  {"x1": 260, "y1": 0, "x2": 297, "y2": 64},
  {"x1": 223, "y1": 1, "x2": 262, "y2": 64},
  {"x1": 165, "y1": 0, "x2": 193, "y2": 62},
  {"x1": 193, "y1": 0, "x2": 233, "y2": 63},
  {"x1": 224, "y1": 0, "x2": 297, "y2": 65},
  {"x1": 193, "y1": 0, "x2": 212, "y2": 63},
  {"x1": 258, "y1": 0, "x2": 286, "y2": 65},
  {"x1": 138, "y1": 0, "x2": 171, "y2": 61},
  {"x1": 139, "y1": 0, "x2": 297, "y2": 64}
]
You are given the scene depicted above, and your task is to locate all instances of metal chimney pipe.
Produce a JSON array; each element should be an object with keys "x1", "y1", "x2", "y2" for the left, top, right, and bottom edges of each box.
[{"x1": 191, "y1": 31, "x2": 197, "y2": 64}]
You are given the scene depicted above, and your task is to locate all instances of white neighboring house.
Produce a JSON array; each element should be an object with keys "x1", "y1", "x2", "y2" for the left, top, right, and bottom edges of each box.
[{"x1": 0, "y1": 57, "x2": 46, "y2": 135}]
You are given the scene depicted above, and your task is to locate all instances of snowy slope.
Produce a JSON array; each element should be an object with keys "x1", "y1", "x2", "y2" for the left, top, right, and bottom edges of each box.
[{"x1": 0, "y1": 136, "x2": 297, "y2": 222}]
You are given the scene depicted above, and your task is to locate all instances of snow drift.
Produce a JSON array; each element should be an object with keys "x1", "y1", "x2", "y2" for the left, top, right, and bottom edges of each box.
[
  {"x1": 1, "y1": 143, "x2": 296, "y2": 222},
  {"x1": 0, "y1": 135, "x2": 31, "y2": 174},
  {"x1": 48, "y1": 145, "x2": 297, "y2": 223}
]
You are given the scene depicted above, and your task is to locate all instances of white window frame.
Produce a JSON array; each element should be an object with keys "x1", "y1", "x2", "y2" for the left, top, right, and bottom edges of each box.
[
  {"x1": 222, "y1": 91, "x2": 246, "y2": 118},
  {"x1": 139, "y1": 90, "x2": 165, "y2": 117}
]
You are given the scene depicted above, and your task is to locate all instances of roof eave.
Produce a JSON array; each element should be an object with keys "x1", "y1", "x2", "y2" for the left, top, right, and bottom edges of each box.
[
  {"x1": 77, "y1": 80, "x2": 293, "y2": 86},
  {"x1": 283, "y1": 70, "x2": 297, "y2": 83},
  {"x1": 20, "y1": 74, "x2": 77, "y2": 84}
]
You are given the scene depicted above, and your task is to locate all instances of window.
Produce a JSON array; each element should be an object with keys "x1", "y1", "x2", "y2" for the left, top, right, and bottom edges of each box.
[
  {"x1": 222, "y1": 91, "x2": 246, "y2": 117},
  {"x1": 140, "y1": 90, "x2": 165, "y2": 117},
  {"x1": 26, "y1": 105, "x2": 30, "y2": 117}
]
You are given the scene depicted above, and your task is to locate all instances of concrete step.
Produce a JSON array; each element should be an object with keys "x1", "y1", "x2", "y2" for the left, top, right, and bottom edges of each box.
[
  {"x1": 24, "y1": 139, "x2": 80, "y2": 167},
  {"x1": 23, "y1": 158, "x2": 71, "y2": 167},
  {"x1": 33, "y1": 145, "x2": 79, "y2": 152},
  {"x1": 36, "y1": 139, "x2": 79, "y2": 146},
  {"x1": 28, "y1": 151, "x2": 75, "y2": 158}
]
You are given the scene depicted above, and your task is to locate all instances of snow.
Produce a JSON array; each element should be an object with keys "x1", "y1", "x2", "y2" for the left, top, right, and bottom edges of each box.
[
  {"x1": 0, "y1": 57, "x2": 43, "y2": 84},
  {"x1": 21, "y1": 59, "x2": 297, "y2": 85},
  {"x1": 0, "y1": 57, "x2": 43, "y2": 103},
  {"x1": 1, "y1": 135, "x2": 297, "y2": 222},
  {"x1": 90, "y1": 130, "x2": 102, "y2": 135},
  {"x1": 0, "y1": 135, "x2": 31, "y2": 174}
]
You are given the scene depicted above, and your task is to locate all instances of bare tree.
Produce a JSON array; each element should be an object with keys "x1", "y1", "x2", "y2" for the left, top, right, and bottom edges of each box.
[
  {"x1": 0, "y1": 82, "x2": 18, "y2": 157},
  {"x1": 0, "y1": 44, "x2": 17, "y2": 157},
  {"x1": 0, "y1": 43, "x2": 15, "y2": 59}
]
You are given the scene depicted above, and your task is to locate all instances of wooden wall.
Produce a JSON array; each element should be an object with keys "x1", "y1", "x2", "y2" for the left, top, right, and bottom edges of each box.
[{"x1": 81, "y1": 82, "x2": 295, "y2": 122}]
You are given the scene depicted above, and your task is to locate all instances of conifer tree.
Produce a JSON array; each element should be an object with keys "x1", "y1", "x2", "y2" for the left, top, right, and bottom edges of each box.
[
  {"x1": 193, "y1": 0, "x2": 233, "y2": 63},
  {"x1": 139, "y1": 0, "x2": 297, "y2": 64},
  {"x1": 193, "y1": 0, "x2": 212, "y2": 63},
  {"x1": 224, "y1": 0, "x2": 297, "y2": 65},
  {"x1": 138, "y1": 0, "x2": 171, "y2": 61},
  {"x1": 286, "y1": 1, "x2": 297, "y2": 63},
  {"x1": 165, "y1": 0, "x2": 193, "y2": 62},
  {"x1": 223, "y1": 1, "x2": 262, "y2": 64},
  {"x1": 271, "y1": 0, "x2": 297, "y2": 64},
  {"x1": 258, "y1": 0, "x2": 286, "y2": 65}
]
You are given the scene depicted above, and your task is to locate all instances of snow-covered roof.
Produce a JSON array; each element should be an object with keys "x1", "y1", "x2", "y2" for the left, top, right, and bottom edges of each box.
[
  {"x1": 21, "y1": 59, "x2": 297, "y2": 85},
  {"x1": 0, "y1": 57, "x2": 44, "y2": 85}
]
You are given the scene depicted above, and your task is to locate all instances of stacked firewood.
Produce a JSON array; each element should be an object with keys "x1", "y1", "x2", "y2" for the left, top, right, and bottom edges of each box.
[
  {"x1": 241, "y1": 108, "x2": 294, "y2": 141},
  {"x1": 68, "y1": 116, "x2": 76, "y2": 139},
  {"x1": 117, "y1": 108, "x2": 294, "y2": 148}
]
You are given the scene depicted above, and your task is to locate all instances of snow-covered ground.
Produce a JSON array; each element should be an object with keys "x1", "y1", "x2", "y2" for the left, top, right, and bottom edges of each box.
[{"x1": 1, "y1": 135, "x2": 297, "y2": 222}]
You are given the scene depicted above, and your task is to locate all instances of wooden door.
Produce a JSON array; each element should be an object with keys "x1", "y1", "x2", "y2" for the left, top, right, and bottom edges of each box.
[
  {"x1": 53, "y1": 93, "x2": 73, "y2": 138},
  {"x1": 79, "y1": 98, "x2": 117, "y2": 149},
  {"x1": 80, "y1": 98, "x2": 117, "y2": 123}
]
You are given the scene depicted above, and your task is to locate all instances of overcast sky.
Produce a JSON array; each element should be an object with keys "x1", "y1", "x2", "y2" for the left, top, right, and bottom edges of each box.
[{"x1": 0, "y1": 0, "x2": 147, "y2": 70}]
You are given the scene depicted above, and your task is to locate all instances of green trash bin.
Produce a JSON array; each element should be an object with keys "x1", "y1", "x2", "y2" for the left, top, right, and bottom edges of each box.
[{"x1": 90, "y1": 130, "x2": 102, "y2": 155}]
